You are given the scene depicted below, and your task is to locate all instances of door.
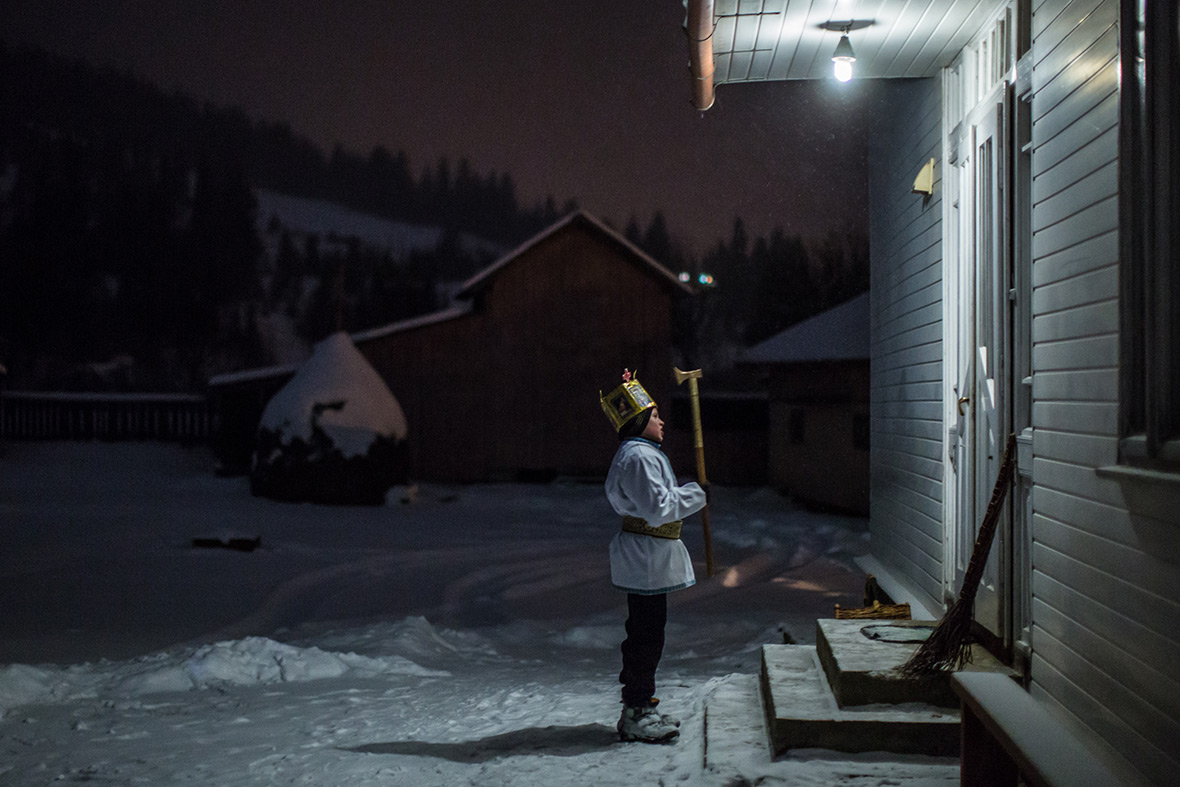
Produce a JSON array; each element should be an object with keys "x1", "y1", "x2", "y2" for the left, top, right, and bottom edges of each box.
[{"x1": 949, "y1": 86, "x2": 1011, "y2": 639}]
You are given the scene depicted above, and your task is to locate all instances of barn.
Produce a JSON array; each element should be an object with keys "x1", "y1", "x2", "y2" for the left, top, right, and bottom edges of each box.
[{"x1": 209, "y1": 210, "x2": 695, "y2": 482}]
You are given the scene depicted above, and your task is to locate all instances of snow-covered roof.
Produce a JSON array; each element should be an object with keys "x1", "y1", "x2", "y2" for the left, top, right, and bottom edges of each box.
[
  {"x1": 740, "y1": 292, "x2": 870, "y2": 364},
  {"x1": 455, "y1": 210, "x2": 693, "y2": 298},
  {"x1": 208, "y1": 362, "x2": 300, "y2": 388},
  {"x1": 208, "y1": 305, "x2": 474, "y2": 389},
  {"x1": 350, "y1": 302, "x2": 473, "y2": 343}
]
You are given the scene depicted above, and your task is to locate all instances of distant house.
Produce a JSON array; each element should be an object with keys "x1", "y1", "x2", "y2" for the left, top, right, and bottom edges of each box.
[
  {"x1": 210, "y1": 210, "x2": 694, "y2": 481},
  {"x1": 740, "y1": 293, "x2": 869, "y2": 514}
]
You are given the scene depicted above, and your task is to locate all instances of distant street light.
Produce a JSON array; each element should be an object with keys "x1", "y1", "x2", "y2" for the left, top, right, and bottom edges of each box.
[{"x1": 679, "y1": 271, "x2": 716, "y2": 288}]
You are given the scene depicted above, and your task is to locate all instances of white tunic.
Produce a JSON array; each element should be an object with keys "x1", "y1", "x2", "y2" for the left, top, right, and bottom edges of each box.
[{"x1": 605, "y1": 437, "x2": 706, "y2": 594}]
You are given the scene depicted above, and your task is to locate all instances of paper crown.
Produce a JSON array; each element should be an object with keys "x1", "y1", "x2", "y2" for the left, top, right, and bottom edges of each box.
[{"x1": 600, "y1": 369, "x2": 655, "y2": 432}]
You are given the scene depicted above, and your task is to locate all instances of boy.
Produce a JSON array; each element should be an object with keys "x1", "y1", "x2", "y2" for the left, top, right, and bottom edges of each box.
[{"x1": 600, "y1": 369, "x2": 707, "y2": 743}]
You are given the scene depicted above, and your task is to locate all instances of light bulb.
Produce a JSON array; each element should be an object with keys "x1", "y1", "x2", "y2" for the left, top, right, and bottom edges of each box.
[{"x1": 831, "y1": 32, "x2": 856, "y2": 82}]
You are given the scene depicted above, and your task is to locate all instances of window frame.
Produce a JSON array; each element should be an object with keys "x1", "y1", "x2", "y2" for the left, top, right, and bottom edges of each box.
[{"x1": 1118, "y1": 0, "x2": 1180, "y2": 468}]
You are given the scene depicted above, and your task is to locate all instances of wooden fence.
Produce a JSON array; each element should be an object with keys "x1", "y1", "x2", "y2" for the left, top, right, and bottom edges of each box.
[{"x1": 0, "y1": 392, "x2": 211, "y2": 442}]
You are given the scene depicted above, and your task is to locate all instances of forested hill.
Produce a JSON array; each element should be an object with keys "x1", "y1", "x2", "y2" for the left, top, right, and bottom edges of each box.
[
  {"x1": 0, "y1": 42, "x2": 868, "y2": 392},
  {"x1": 0, "y1": 42, "x2": 578, "y2": 391},
  {"x1": 0, "y1": 43, "x2": 566, "y2": 246}
]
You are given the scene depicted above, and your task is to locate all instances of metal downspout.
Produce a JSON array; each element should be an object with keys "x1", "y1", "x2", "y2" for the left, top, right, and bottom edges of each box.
[{"x1": 687, "y1": 0, "x2": 715, "y2": 110}]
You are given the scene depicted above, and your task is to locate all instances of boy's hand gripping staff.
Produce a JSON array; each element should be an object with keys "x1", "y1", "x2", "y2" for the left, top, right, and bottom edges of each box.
[{"x1": 674, "y1": 367, "x2": 715, "y2": 578}]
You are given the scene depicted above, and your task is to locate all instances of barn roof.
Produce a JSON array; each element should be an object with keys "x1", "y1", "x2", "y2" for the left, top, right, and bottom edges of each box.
[
  {"x1": 208, "y1": 304, "x2": 475, "y2": 389},
  {"x1": 208, "y1": 361, "x2": 298, "y2": 388},
  {"x1": 351, "y1": 302, "x2": 474, "y2": 343},
  {"x1": 740, "y1": 291, "x2": 870, "y2": 364},
  {"x1": 455, "y1": 210, "x2": 694, "y2": 299}
]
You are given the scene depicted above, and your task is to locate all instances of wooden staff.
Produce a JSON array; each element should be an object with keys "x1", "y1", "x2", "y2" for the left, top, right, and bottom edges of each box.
[{"x1": 674, "y1": 367, "x2": 715, "y2": 577}]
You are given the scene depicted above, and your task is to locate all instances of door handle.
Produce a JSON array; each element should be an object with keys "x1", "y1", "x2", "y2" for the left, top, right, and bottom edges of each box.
[{"x1": 958, "y1": 396, "x2": 970, "y2": 416}]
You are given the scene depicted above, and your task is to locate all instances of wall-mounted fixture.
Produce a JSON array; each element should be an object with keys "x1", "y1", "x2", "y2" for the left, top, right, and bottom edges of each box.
[{"x1": 912, "y1": 158, "x2": 936, "y2": 196}]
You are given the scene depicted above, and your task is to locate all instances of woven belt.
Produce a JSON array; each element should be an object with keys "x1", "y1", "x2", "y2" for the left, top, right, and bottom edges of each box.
[{"x1": 621, "y1": 516, "x2": 683, "y2": 540}]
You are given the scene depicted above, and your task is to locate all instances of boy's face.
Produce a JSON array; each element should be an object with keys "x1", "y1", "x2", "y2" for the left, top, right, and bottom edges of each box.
[{"x1": 641, "y1": 407, "x2": 665, "y2": 443}]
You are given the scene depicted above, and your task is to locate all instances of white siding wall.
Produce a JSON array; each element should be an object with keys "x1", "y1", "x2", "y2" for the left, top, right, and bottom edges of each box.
[
  {"x1": 868, "y1": 77, "x2": 946, "y2": 616},
  {"x1": 1030, "y1": 1, "x2": 1180, "y2": 782}
]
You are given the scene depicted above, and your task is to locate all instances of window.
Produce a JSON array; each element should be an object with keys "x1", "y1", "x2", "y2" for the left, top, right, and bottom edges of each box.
[{"x1": 1119, "y1": 0, "x2": 1180, "y2": 467}]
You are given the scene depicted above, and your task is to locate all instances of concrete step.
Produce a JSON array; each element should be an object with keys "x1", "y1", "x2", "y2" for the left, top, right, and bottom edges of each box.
[
  {"x1": 761, "y1": 644, "x2": 960, "y2": 757},
  {"x1": 816, "y1": 617, "x2": 1018, "y2": 708},
  {"x1": 701, "y1": 673, "x2": 771, "y2": 782}
]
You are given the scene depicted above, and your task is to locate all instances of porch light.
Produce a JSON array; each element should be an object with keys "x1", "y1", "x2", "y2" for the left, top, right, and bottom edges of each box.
[{"x1": 832, "y1": 31, "x2": 856, "y2": 82}]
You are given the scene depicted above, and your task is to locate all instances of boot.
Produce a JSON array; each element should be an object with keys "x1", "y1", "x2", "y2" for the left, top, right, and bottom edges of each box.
[
  {"x1": 617, "y1": 703, "x2": 680, "y2": 743},
  {"x1": 648, "y1": 697, "x2": 679, "y2": 727}
]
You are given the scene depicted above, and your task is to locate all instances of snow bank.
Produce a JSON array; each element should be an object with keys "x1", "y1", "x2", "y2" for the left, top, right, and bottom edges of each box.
[
  {"x1": 549, "y1": 625, "x2": 618, "y2": 650},
  {"x1": 0, "y1": 636, "x2": 446, "y2": 715},
  {"x1": 300, "y1": 616, "x2": 501, "y2": 663}
]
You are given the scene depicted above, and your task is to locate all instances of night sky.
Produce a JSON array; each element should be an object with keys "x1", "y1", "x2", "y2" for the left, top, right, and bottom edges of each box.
[{"x1": 2, "y1": 0, "x2": 877, "y2": 255}]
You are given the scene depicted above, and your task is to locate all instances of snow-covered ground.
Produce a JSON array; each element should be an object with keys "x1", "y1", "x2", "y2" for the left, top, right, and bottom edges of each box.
[{"x1": 0, "y1": 442, "x2": 957, "y2": 785}]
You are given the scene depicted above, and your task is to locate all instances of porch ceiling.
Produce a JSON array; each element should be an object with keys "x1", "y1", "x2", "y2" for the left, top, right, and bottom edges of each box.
[{"x1": 705, "y1": 0, "x2": 1003, "y2": 85}]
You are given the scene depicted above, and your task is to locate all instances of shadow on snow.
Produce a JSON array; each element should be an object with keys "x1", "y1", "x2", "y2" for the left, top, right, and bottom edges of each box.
[{"x1": 344, "y1": 723, "x2": 622, "y2": 761}]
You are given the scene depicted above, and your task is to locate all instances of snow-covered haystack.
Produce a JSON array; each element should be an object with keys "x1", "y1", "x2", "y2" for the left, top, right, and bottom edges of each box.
[{"x1": 251, "y1": 332, "x2": 410, "y2": 505}]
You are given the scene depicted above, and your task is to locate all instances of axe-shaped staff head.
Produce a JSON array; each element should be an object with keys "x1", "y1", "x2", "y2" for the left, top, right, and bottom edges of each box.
[{"x1": 674, "y1": 367, "x2": 702, "y2": 385}]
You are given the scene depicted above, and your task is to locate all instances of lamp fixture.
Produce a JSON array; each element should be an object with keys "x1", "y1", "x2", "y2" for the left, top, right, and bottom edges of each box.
[{"x1": 831, "y1": 25, "x2": 856, "y2": 82}]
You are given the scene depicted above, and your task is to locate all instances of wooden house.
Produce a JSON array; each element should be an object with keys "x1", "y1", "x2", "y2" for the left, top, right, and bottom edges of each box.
[
  {"x1": 676, "y1": 1, "x2": 1178, "y2": 783},
  {"x1": 210, "y1": 210, "x2": 695, "y2": 481},
  {"x1": 740, "y1": 293, "x2": 870, "y2": 514}
]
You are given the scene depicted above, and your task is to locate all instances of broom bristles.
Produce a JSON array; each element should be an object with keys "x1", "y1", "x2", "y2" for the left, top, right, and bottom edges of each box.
[
  {"x1": 897, "y1": 597, "x2": 974, "y2": 676},
  {"x1": 897, "y1": 434, "x2": 1018, "y2": 677}
]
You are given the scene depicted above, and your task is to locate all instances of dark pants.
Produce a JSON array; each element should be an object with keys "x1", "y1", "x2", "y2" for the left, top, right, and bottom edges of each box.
[{"x1": 619, "y1": 592, "x2": 667, "y2": 707}]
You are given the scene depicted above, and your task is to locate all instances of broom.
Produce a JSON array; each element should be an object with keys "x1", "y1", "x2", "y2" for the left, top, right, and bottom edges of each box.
[{"x1": 899, "y1": 433, "x2": 1017, "y2": 676}]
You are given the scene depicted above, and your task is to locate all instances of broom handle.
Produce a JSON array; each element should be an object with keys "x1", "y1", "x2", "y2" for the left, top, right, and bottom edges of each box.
[{"x1": 957, "y1": 434, "x2": 1018, "y2": 607}]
